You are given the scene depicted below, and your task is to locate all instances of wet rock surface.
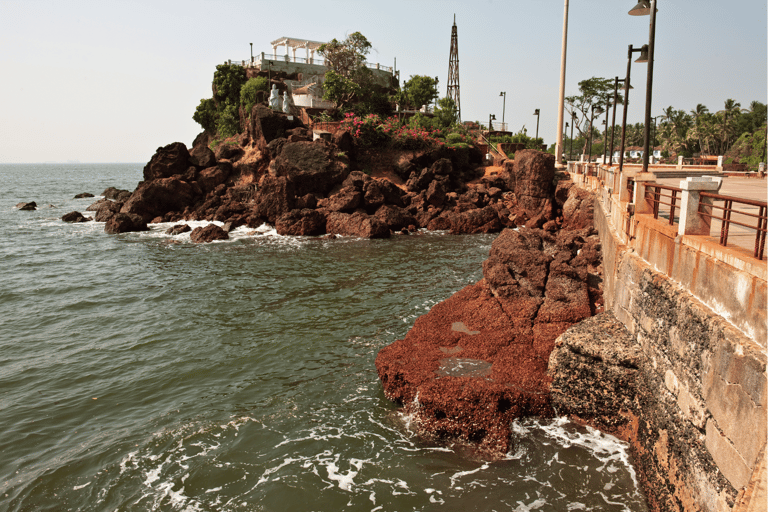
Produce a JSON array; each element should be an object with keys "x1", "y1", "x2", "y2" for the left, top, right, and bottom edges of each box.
[{"x1": 375, "y1": 175, "x2": 602, "y2": 456}]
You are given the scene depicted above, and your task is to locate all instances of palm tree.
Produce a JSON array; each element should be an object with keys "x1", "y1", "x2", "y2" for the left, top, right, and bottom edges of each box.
[
  {"x1": 690, "y1": 104, "x2": 709, "y2": 155},
  {"x1": 719, "y1": 99, "x2": 742, "y2": 153}
]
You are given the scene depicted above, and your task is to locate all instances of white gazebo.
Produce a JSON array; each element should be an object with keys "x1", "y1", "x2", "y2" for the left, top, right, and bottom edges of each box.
[{"x1": 270, "y1": 37, "x2": 326, "y2": 65}]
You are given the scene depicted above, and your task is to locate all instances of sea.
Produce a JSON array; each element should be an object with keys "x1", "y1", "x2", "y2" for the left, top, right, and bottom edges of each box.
[{"x1": 0, "y1": 163, "x2": 648, "y2": 511}]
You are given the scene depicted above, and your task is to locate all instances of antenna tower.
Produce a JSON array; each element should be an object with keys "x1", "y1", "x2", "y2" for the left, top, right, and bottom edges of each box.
[{"x1": 447, "y1": 14, "x2": 461, "y2": 123}]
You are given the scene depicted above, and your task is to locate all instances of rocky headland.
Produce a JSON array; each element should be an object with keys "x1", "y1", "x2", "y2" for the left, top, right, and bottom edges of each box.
[{"x1": 80, "y1": 106, "x2": 570, "y2": 241}]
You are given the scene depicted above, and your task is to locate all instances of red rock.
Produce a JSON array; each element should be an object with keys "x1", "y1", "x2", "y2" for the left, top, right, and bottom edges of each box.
[
  {"x1": 121, "y1": 177, "x2": 197, "y2": 223},
  {"x1": 275, "y1": 209, "x2": 326, "y2": 236},
  {"x1": 449, "y1": 205, "x2": 503, "y2": 234},
  {"x1": 104, "y1": 213, "x2": 148, "y2": 234},
  {"x1": 326, "y1": 186, "x2": 363, "y2": 212},
  {"x1": 326, "y1": 211, "x2": 390, "y2": 239},
  {"x1": 142, "y1": 142, "x2": 191, "y2": 181},
  {"x1": 374, "y1": 205, "x2": 417, "y2": 231},
  {"x1": 190, "y1": 224, "x2": 229, "y2": 243},
  {"x1": 251, "y1": 175, "x2": 295, "y2": 225}
]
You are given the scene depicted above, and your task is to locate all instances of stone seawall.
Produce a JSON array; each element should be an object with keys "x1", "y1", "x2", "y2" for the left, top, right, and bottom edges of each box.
[{"x1": 550, "y1": 193, "x2": 767, "y2": 511}]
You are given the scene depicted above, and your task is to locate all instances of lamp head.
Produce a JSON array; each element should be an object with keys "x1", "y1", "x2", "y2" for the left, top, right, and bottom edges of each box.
[
  {"x1": 534, "y1": 109, "x2": 540, "y2": 116},
  {"x1": 634, "y1": 44, "x2": 649, "y2": 63},
  {"x1": 628, "y1": 0, "x2": 651, "y2": 16}
]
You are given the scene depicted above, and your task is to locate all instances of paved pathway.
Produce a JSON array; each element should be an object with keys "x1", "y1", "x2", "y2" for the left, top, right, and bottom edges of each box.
[{"x1": 655, "y1": 177, "x2": 767, "y2": 260}]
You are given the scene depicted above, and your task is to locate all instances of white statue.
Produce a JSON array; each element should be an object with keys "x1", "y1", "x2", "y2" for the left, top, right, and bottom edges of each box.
[
  {"x1": 282, "y1": 90, "x2": 294, "y2": 114},
  {"x1": 269, "y1": 84, "x2": 280, "y2": 110}
]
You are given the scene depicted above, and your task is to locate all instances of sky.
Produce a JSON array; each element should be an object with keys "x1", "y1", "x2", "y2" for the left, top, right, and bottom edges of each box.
[{"x1": 1, "y1": 0, "x2": 765, "y2": 163}]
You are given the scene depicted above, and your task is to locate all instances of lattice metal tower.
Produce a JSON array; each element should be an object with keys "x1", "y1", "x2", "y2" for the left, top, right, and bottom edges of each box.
[{"x1": 447, "y1": 15, "x2": 461, "y2": 123}]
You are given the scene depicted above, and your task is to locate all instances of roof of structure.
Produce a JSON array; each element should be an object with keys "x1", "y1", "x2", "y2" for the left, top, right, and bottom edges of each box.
[{"x1": 270, "y1": 37, "x2": 326, "y2": 50}]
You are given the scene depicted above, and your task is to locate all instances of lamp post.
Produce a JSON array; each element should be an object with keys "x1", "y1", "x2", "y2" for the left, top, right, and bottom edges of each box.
[
  {"x1": 555, "y1": 0, "x2": 570, "y2": 166},
  {"x1": 602, "y1": 102, "x2": 611, "y2": 165},
  {"x1": 630, "y1": 0, "x2": 658, "y2": 174},
  {"x1": 500, "y1": 92, "x2": 506, "y2": 130},
  {"x1": 564, "y1": 122, "x2": 569, "y2": 159},
  {"x1": 610, "y1": 77, "x2": 630, "y2": 165},
  {"x1": 587, "y1": 104, "x2": 597, "y2": 164},
  {"x1": 489, "y1": 114, "x2": 496, "y2": 132},
  {"x1": 250, "y1": 42, "x2": 253, "y2": 64},
  {"x1": 570, "y1": 112, "x2": 576, "y2": 161},
  {"x1": 649, "y1": 116, "x2": 658, "y2": 161},
  {"x1": 619, "y1": 44, "x2": 646, "y2": 174},
  {"x1": 533, "y1": 109, "x2": 540, "y2": 140}
]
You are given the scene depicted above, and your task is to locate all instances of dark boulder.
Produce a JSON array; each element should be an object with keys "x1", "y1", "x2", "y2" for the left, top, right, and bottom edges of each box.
[
  {"x1": 190, "y1": 224, "x2": 229, "y2": 243},
  {"x1": 374, "y1": 205, "x2": 417, "y2": 232},
  {"x1": 61, "y1": 211, "x2": 89, "y2": 223},
  {"x1": 166, "y1": 224, "x2": 191, "y2": 235},
  {"x1": 214, "y1": 143, "x2": 244, "y2": 162},
  {"x1": 104, "y1": 213, "x2": 148, "y2": 234},
  {"x1": 143, "y1": 142, "x2": 191, "y2": 181},
  {"x1": 271, "y1": 141, "x2": 349, "y2": 197},
  {"x1": 326, "y1": 211, "x2": 390, "y2": 239},
  {"x1": 326, "y1": 186, "x2": 363, "y2": 212},
  {"x1": 251, "y1": 175, "x2": 295, "y2": 225},
  {"x1": 342, "y1": 170, "x2": 372, "y2": 190},
  {"x1": 426, "y1": 179, "x2": 447, "y2": 207},
  {"x1": 74, "y1": 193, "x2": 94, "y2": 199},
  {"x1": 102, "y1": 187, "x2": 132, "y2": 202},
  {"x1": 16, "y1": 202, "x2": 37, "y2": 211},
  {"x1": 247, "y1": 104, "x2": 303, "y2": 150},
  {"x1": 188, "y1": 142, "x2": 216, "y2": 169},
  {"x1": 93, "y1": 201, "x2": 123, "y2": 222},
  {"x1": 450, "y1": 206, "x2": 503, "y2": 234},
  {"x1": 198, "y1": 164, "x2": 231, "y2": 194},
  {"x1": 120, "y1": 177, "x2": 197, "y2": 223},
  {"x1": 502, "y1": 150, "x2": 556, "y2": 219},
  {"x1": 275, "y1": 209, "x2": 327, "y2": 236}
]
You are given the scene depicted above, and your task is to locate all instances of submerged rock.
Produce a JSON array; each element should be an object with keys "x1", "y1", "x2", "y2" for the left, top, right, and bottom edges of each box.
[
  {"x1": 16, "y1": 202, "x2": 37, "y2": 211},
  {"x1": 190, "y1": 224, "x2": 228, "y2": 243},
  {"x1": 61, "y1": 211, "x2": 89, "y2": 223}
]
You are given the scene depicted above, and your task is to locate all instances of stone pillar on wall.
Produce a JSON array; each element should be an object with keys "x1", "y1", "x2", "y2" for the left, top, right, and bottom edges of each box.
[
  {"x1": 619, "y1": 169, "x2": 636, "y2": 203},
  {"x1": 677, "y1": 176, "x2": 723, "y2": 237},
  {"x1": 632, "y1": 172, "x2": 657, "y2": 215},
  {"x1": 677, "y1": 155, "x2": 683, "y2": 169}
]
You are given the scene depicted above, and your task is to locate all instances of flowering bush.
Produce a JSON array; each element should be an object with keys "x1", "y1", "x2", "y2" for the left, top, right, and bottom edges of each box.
[{"x1": 338, "y1": 113, "x2": 471, "y2": 150}]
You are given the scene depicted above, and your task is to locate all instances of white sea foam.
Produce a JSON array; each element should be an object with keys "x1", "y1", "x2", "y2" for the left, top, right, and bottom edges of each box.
[{"x1": 72, "y1": 481, "x2": 91, "y2": 490}]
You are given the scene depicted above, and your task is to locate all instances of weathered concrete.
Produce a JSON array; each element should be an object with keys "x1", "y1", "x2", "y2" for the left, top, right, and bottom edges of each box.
[{"x1": 581, "y1": 184, "x2": 767, "y2": 511}]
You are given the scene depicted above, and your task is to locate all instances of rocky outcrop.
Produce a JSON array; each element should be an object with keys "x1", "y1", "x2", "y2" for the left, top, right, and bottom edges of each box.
[
  {"x1": 104, "y1": 213, "x2": 148, "y2": 234},
  {"x1": 190, "y1": 224, "x2": 229, "y2": 243},
  {"x1": 270, "y1": 141, "x2": 350, "y2": 197},
  {"x1": 62, "y1": 211, "x2": 89, "y2": 222},
  {"x1": 101, "y1": 187, "x2": 132, "y2": 202},
  {"x1": 142, "y1": 142, "x2": 192, "y2": 181},
  {"x1": 326, "y1": 211, "x2": 390, "y2": 239},
  {"x1": 121, "y1": 177, "x2": 197, "y2": 223},
  {"x1": 16, "y1": 202, "x2": 36, "y2": 211},
  {"x1": 275, "y1": 209, "x2": 327, "y2": 236},
  {"x1": 375, "y1": 181, "x2": 602, "y2": 456}
]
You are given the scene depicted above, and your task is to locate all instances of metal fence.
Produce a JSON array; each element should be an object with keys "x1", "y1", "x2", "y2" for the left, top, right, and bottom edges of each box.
[{"x1": 698, "y1": 192, "x2": 767, "y2": 259}]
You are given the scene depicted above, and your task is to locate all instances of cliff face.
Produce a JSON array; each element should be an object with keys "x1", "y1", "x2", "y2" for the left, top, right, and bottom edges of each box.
[{"x1": 375, "y1": 154, "x2": 603, "y2": 456}]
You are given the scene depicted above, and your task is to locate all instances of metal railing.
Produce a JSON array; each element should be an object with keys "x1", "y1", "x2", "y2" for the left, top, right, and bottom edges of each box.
[
  {"x1": 246, "y1": 55, "x2": 393, "y2": 74},
  {"x1": 698, "y1": 192, "x2": 767, "y2": 259},
  {"x1": 643, "y1": 183, "x2": 682, "y2": 226}
]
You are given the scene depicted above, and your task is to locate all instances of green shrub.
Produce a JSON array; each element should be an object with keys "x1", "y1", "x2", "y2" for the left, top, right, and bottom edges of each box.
[
  {"x1": 193, "y1": 98, "x2": 217, "y2": 133},
  {"x1": 240, "y1": 77, "x2": 269, "y2": 114},
  {"x1": 216, "y1": 104, "x2": 241, "y2": 138}
]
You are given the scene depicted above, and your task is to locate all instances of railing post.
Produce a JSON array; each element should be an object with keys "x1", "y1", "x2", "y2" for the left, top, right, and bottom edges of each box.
[
  {"x1": 619, "y1": 169, "x2": 637, "y2": 202},
  {"x1": 677, "y1": 155, "x2": 683, "y2": 170},
  {"x1": 633, "y1": 172, "x2": 657, "y2": 214},
  {"x1": 717, "y1": 155, "x2": 724, "y2": 172},
  {"x1": 677, "y1": 176, "x2": 723, "y2": 236}
]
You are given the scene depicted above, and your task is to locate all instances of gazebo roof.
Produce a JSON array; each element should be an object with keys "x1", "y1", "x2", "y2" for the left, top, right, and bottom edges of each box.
[{"x1": 270, "y1": 37, "x2": 326, "y2": 50}]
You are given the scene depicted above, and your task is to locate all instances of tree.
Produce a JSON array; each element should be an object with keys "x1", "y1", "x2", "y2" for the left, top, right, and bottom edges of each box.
[
  {"x1": 565, "y1": 77, "x2": 621, "y2": 138},
  {"x1": 318, "y1": 32, "x2": 372, "y2": 79},
  {"x1": 433, "y1": 97, "x2": 458, "y2": 128},
  {"x1": 213, "y1": 63, "x2": 248, "y2": 107},
  {"x1": 322, "y1": 70, "x2": 362, "y2": 110},
  {"x1": 240, "y1": 76, "x2": 269, "y2": 115},
  {"x1": 193, "y1": 98, "x2": 218, "y2": 133},
  {"x1": 402, "y1": 75, "x2": 439, "y2": 110}
]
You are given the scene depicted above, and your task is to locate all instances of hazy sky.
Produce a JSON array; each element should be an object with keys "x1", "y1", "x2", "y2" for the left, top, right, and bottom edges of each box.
[{"x1": 1, "y1": 0, "x2": 765, "y2": 163}]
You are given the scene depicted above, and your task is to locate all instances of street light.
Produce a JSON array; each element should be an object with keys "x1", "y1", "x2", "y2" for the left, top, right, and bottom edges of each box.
[
  {"x1": 489, "y1": 114, "x2": 496, "y2": 132},
  {"x1": 533, "y1": 109, "x2": 540, "y2": 140},
  {"x1": 570, "y1": 112, "x2": 577, "y2": 161},
  {"x1": 629, "y1": 0, "x2": 658, "y2": 174},
  {"x1": 619, "y1": 44, "x2": 646, "y2": 174},
  {"x1": 250, "y1": 42, "x2": 253, "y2": 64},
  {"x1": 587, "y1": 104, "x2": 598, "y2": 164},
  {"x1": 500, "y1": 92, "x2": 506, "y2": 129},
  {"x1": 610, "y1": 77, "x2": 632, "y2": 166}
]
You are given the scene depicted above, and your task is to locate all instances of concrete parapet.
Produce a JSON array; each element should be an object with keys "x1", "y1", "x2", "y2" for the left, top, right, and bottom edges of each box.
[{"x1": 589, "y1": 188, "x2": 767, "y2": 511}]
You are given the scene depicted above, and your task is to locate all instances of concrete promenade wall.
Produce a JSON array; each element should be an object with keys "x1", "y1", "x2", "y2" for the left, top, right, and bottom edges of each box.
[{"x1": 574, "y1": 173, "x2": 767, "y2": 511}]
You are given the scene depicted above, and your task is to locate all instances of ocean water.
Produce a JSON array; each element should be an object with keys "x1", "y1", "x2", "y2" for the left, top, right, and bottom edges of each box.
[{"x1": 0, "y1": 163, "x2": 647, "y2": 511}]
